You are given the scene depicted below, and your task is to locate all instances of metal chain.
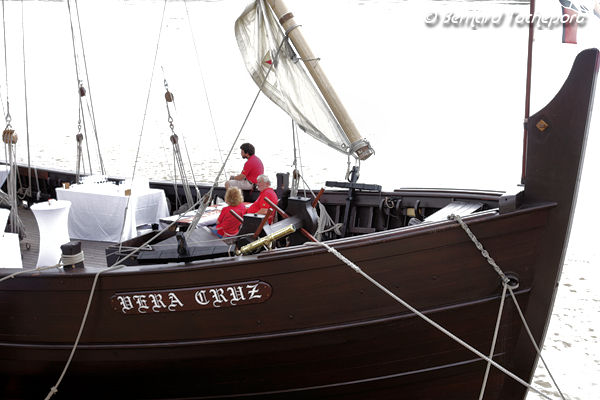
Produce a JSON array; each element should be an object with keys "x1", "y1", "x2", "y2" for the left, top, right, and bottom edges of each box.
[{"x1": 448, "y1": 214, "x2": 510, "y2": 285}]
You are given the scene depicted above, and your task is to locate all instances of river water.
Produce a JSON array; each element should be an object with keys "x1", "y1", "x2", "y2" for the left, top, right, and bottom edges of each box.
[{"x1": 1, "y1": 1, "x2": 599, "y2": 399}]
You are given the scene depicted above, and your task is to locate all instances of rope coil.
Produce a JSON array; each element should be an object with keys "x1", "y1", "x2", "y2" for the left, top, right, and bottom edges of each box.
[{"x1": 60, "y1": 251, "x2": 85, "y2": 266}]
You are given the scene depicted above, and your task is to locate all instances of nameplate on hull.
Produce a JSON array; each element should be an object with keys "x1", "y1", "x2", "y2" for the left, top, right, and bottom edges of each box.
[{"x1": 111, "y1": 280, "x2": 272, "y2": 315}]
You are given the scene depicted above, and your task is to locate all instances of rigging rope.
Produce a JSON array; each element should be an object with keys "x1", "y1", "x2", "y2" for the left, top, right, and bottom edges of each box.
[
  {"x1": 290, "y1": 119, "x2": 299, "y2": 197},
  {"x1": 20, "y1": 0, "x2": 32, "y2": 197},
  {"x1": 75, "y1": 133, "x2": 83, "y2": 183},
  {"x1": 162, "y1": 72, "x2": 201, "y2": 205},
  {"x1": 1, "y1": 0, "x2": 25, "y2": 237},
  {"x1": 182, "y1": 27, "x2": 294, "y2": 238},
  {"x1": 294, "y1": 173, "x2": 341, "y2": 240},
  {"x1": 73, "y1": 0, "x2": 105, "y2": 175},
  {"x1": 164, "y1": 79, "x2": 194, "y2": 208},
  {"x1": 2, "y1": 0, "x2": 8, "y2": 100},
  {"x1": 182, "y1": 0, "x2": 225, "y2": 167},
  {"x1": 131, "y1": 0, "x2": 167, "y2": 182},
  {"x1": 66, "y1": 0, "x2": 94, "y2": 174}
]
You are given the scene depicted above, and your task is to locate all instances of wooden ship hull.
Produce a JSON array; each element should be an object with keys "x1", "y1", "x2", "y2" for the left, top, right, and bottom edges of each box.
[{"x1": 0, "y1": 47, "x2": 597, "y2": 399}]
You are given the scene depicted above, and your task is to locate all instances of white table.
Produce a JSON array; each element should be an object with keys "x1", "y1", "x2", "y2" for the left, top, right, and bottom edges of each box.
[
  {"x1": 159, "y1": 204, "x2": 225, "y2": 230},
  {"x1": 30, "y1": 199, "x2": 71, "y2": 267},
  {"x1": 56, "y1": 183, "x2": 169, "y2": 242},
  {"x1": 159, "y1": 203, "x2": 250, "y2": 231},
  {"x1": 0, "y1": 207, "x2": 22, "y2": 269},
  {"x1": 0, "y1": 166, "x2": 9, "y2": 188}
]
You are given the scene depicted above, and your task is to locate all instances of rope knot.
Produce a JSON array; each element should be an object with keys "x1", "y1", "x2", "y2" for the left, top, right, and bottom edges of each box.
[{"x1": 44, "y1": 385, "x2": 59, "y2": 400}]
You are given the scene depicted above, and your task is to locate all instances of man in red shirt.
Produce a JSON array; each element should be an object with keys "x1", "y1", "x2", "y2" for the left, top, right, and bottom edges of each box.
[
  {"x1": 246, "y1": 174, "x2": 278, "y2": 223},
  {"x1": 226, "y1": 143, "x2": 264, "y2": 190}
]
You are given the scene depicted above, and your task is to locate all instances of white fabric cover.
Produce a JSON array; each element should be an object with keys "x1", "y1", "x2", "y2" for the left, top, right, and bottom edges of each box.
[
  {"x1": 159, "y1": 204, "x2": 224, "y2": 231},
  {"x1": 0, "y1": 208, "x2": 9, "y2": 231},
  {"x1": 235, "y1": 0, "x2": 351, "y2": 155},
  {"x1": 0, "y1": 208, "x2": 22, "y2": 269},
  {"x1": 425, "y1": 201, "x2": 483, "y2": 223},
  {"x1": 0, "y1": 166, "x2": 8, "y2": 188},
  {"x1": 30, "y1": 200, "x2": 71, "y2": 268},
  {"x1": 56, "y1": 184, "x2": 169, "y2": 243},
  {"x1": 0, "y1": 232, "x2": 22, "y2": 269}
]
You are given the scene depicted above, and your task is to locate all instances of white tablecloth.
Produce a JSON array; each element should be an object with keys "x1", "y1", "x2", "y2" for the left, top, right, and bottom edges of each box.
[
  {"x1": 159, "y1": 204, "x2": 224, "y2": 230},
  {"x1": 0, "y1": 167, "x2": 9, "y2": 188},
  {"x1": 0, "y1": 207, "x2": 22, "y2": 269},
  {"x1": 56, "y1": 184, "x2": 169, "y2": 242}
]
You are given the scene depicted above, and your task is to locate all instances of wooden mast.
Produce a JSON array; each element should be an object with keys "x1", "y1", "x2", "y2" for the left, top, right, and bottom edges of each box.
[
  {"x1": 522, "y1": 0, "x2": 535, "y2": 183},
  {"x1": 265, "y1": 0, "x2": 374, "y2": 161}
]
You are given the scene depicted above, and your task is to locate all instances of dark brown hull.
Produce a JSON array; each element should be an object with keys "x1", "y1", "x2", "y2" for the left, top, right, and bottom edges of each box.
[
  {"x1": 1, "y1": 205, "x2": 547, "y2": 399},
  {"x1": 0, "y1": 49, "x2": 597, "y2": 399}
]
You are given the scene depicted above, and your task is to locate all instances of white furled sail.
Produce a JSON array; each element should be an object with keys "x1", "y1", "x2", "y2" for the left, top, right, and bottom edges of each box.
[{"x1": 235, "y1": 0, "x2": 353, "y2": 156}]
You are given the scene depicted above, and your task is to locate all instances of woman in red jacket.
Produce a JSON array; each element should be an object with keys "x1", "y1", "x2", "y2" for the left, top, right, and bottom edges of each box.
[{"x1": 215, "y1": 187, "x2": 246, "y2": 237}]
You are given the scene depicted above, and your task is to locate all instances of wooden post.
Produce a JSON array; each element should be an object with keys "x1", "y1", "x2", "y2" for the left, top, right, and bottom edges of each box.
[
  {"x1": 522, "y1": 0, "x2": 535, "y2": 184},
  {"x1": 229, "y1": 209, "x2": 244, "y2": 223},
  {"x1": 253, "y1": 209, "x2": 273, "y2": 239},
  {"x1": 60, "y1": 241, "x2": 84, "y2": 269},
  {"x1": 312, "y1": 188, "x2": 325, "y2": 208},
  {"x1": 265, "y1": 0, "x2": 374, "y2": 161}
]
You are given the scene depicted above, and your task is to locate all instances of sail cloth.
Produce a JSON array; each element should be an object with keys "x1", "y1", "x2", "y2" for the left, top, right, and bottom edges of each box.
[{"x1": 235, "y1": 0, "x2": 352, "y2": 156}]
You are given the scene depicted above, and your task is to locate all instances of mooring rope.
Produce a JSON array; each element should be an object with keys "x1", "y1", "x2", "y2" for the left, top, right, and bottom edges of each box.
[
  {"x1": 43, "y1": 263, "x2": 124, "y2": 400},
  {"x1": 0, "y1": 252, "x2": 84, "y2": 284},
  {"x1": 60, "y1": 251, "x2": 85, "y2": 266},
  {"x1": 508, "y1": 288, "x2": 566, "y2": 400},
  {"x1": 0, "y1": 264, "x2": 60, "y2": 283},
  {"x1": 0, "y1": 191, "x2": 219, "y2": 399},
  {"x1": 307, "y1": 239, "x2": 555, "y2": 400},
  {"x1": 43, "y1": 196, "x2": 215, "y2": 399},
  {"x1": 479, "y1": 282, "x2": 508, "y2": 399},
  {"x1": 449, "y1": 213, "x2": 566, "y2": 400}
]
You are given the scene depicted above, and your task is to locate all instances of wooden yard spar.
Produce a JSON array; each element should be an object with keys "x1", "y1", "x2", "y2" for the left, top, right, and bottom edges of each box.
[{"x1": 265, "y1": 0, "x2": 374, "y2": 161}]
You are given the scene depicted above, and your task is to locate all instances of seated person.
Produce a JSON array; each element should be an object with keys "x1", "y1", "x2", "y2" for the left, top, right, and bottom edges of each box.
[
  {"x1": 225, "y1": 143, "x2": 264, "y2": 190},
  {"x1": 246, "y1": 174, "x2": 278, "y2": 223},
  {"x1": 214, "y1": 187, "x2": 247, "y2": 238}
]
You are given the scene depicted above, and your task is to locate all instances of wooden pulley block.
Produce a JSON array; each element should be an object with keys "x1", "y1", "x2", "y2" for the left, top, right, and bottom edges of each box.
[
  {"x1": 79, "y1": 86, "x2": 86, "y2": 97},
  {"x1": 165, "y1": 90, "x2": 174, "y2": 102},
  {"x1": 76, "y1": 133, "x2": 84, "y2": 143},
  {"x1": 170, "y1": 134, "x2": 179, "y2": 144},
  {"x1": 2, "y1": 129, "x2": 17, "y2": 144}
]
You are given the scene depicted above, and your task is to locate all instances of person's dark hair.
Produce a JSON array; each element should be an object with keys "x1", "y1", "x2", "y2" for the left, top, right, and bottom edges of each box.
[{"x1": 240, "y1": 143, "x2": 255, "y2": 156}]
